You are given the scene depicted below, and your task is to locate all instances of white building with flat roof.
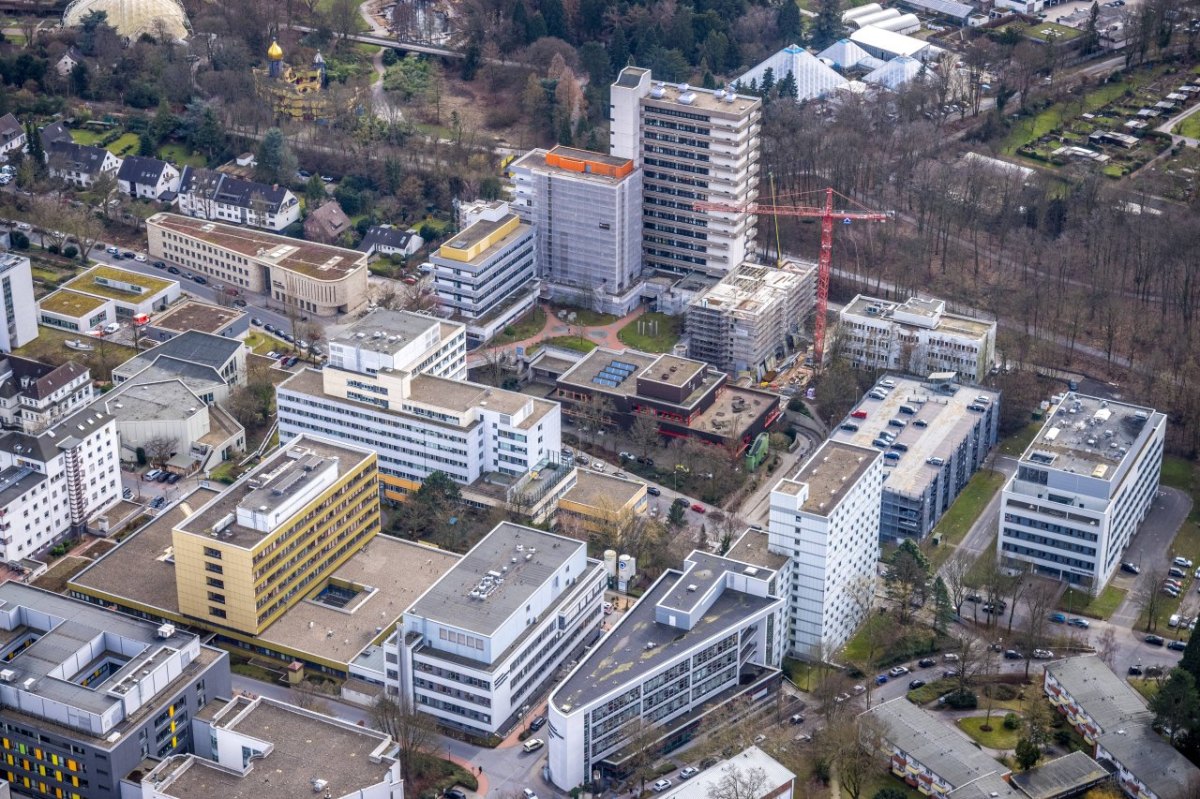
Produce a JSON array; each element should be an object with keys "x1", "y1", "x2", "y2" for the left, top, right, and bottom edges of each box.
[
  {"x1": 394, "y1": 522, "x2": 605, "y2": 736},
  {"x1": 548, "y1": 548, "x2": 785, "y2": 790},
  {"x1": 510, "y1": 146, "x2": 644, "y2": 316},
  {"x1": 431, "y1": 201, "x2": 538, "y2": 343},
  {"x1": 838, "y1": 294, "x2": 997, "y2": 384},
  {"x1": 0, "y1": 254, "x2": 36, "y2": 352},
  {"x1": 830, "y1": 374, "x2": 999, "y2": 542},
  {"x1": 999, "y1": 393, "x2": 1165, "y2": 592},
  {"x1": 277, "y1": 312, "x2": 562, "y2": 504},
  {"x1": 609, "y1": 66, "x2": 762, "y2": 277},
  {"x1": 686, "y1": 260, "x2": 817, "y2": 377},
  {"x1": 768, "y1": 440, "x2": 883, "y2": 658}
]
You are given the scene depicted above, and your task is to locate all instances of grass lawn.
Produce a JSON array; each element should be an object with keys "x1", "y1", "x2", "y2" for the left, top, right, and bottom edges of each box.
[
  {"x1": 782, "y1": 657, "x2": 817, "y2": 691},
  {"x1": 106, "y1": 133, "x2": 140, "y2": 156},
  {"x1": 230, "y1": 661, "x2": 279, "y2": 682},
  {"x1": 1023, "y1": 21, "x2": 1082, "y2": 41},
  {"x1": 14, "y1": 327, "x2": 136, "y2": 381},
  {"x1": 552, "y1": 305, "x2": 618, "y2": 327},
  {"x1": 925, "y1": 469, "x2": 1006, "y2": 568},
  {"x1": 543, "y1": 335, "x2": 597, "y2": 353},
  {"x1": 957, "y1": 715, "x2": 1021, "y2": 749},
  {"x1": 847, "y1": 769, "x2": 925, "y2": 799},
  {"x1": 964, "y1": 534, "x2": 999, "y2": 588},
  {"x1": 842, "y1": 612, "x2": 944, "y2": 670},
  {"x1": 1000, "y1": 420, "x2": 1045, "y2": 456},
  {"x1": 69, "y1": 128, "x2": 108, "y2": 145},
  {"x1": 356, "y1": 42, "x2": 382, "y2": 55},
  {"x1": 493, "y1": 305, "x2": 546, "y2": 345},
  {"x1": 617, "y1": 312, "x2": 682, "y2": 353},
  {"x1": 1161, "y1": 456, "x2": 1197, "y2": 492},
  {"x1": 1176, "y1": 114, "x2": 1200, "y2": 139},
  {"x1": 1058, "y1": 585, "x2": 1126, "y2": 619},
  {"x1": 908, "y1": 678, "x2": 958, "y2": 705},
  {"x1": 1131, "y1": 677, "x2": 1161, "y2": 702},
  {"x1": 157, "y1": 142, "x2": 207, "y2": 168},
  {"x1": 1002, "y1": 71, "x2": 1159, "y2": 155},
  {"x1": 245, "y1": 331, "x2": 290, "y2": 355}
]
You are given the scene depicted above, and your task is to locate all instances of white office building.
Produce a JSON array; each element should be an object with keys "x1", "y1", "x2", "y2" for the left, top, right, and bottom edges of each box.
[
  {"x1": 510, "y1": 145, "x2": 644, "y2": 315},
  {"x1": 999, "y1": 393, "x2": 1165, "y2": 592},
  {"x1": 610, "y1": 66, "x2": 762, "y2": 277},
  {"x1": 431, "y1": 201, "x2": 538, "y2": 343},
  {"x1": 686, "y1": 260, "x2": 817, "y2": 377},
  {"x1": 838, "y1": 294, "x2": 997, "y2": 384},
  {"x1": 830, "y1": 374, "x2": 999, "y2": 542},
  {"x1": 393, "y1": 522, "x2": 606, "y2": 736},
  {"x1": 0, "y1": 405, "x2": 120, "y2": 561},
  {"x1": 0, "y1": 253, "x2": 37, "y2": 352},
  {"x1": 768, "y1": 440, "x2": 884, "y2": 659},
  {"x1": 277, "y1": 311, "x2": 562, "y2": 502},
  {"x1": 548, "y1": 548, "x2": 785, "y2": 790}
]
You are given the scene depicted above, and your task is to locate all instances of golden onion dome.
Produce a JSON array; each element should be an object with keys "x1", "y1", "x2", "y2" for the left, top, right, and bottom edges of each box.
[{"x1": 267, "y1": 39, "x2": 284, "y2": 60}]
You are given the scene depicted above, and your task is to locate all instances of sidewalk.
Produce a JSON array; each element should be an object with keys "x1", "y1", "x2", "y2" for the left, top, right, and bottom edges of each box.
[{"x1": 468, "y1": 303, "x2": 648, "y2": 366}]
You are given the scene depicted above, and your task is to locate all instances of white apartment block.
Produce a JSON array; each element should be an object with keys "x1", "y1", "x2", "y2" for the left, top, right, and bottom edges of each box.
[
  {"x1": 548, "y1": 549, "x2": 784, "y2": 790},
  {"x1": 610, "y1": 66, "x2": 762, "y2": 277},
  {"x1": 394, "y1": 522, "x2": 605, "y2": 736},
  {"x1": 176, "y1": 167, "x2": 301, "y2": 232},
  {"x1": 276, "y1": 312, "x2": 560, "y2": 502},
  {"x1": 432, "y1": 201, "x2": 538, "y2": 343},
  {"x1": 0, "y1": 253, "x2": 37, "y2": 351},
  {"x1": 999, "y1": 393, "x2": 1165, "y2": 592},
  {"x1": 686, "y1": 260, "x2": 817, "y2": 377},
  {"x1": 830, "y1": 374, "x2": 999, "y2": 542},
  {"x1": 510, "y1": 145, "x2": 644, "y2": 315},
  {"x1": 768, "y1": 440, "x2": 884, "y2": 659},
  {"x1": 0, "y1": 405, "x2": 120, "y2": 562},
  {"x1": 838, "y1": 294, "x2": 997, "y2": 384},
  {"x1": 0, "y1": 357, "x2": 92, "y2": 434}
]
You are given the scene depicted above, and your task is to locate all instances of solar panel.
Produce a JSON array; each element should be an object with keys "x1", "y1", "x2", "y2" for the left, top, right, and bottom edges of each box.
[
  {"x1": 611, "y1": 360, "x2": 637, "y2": 372},
  {"x1": 592, "y1": 376, "x2": 619, "y2": 387}
]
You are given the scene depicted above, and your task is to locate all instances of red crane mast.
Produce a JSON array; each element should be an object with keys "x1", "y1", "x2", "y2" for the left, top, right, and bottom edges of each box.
[{"x1": 693, "y1": 187, "x2": 887, "y2": 369}]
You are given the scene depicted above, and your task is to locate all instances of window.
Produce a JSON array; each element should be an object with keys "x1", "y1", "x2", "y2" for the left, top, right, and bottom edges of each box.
[
  {"x1": 204, "y1": 563, "x2": 223, "y2": 574},
  {"x1": 206, "y1": 577, "x2": 224, "y2": 589},
  {"x1": 203, "y1": 547, "x2": 222, "y2": 559},
  {"x1": 209, "y1": 607, "x2": 227, "y2": 619}
]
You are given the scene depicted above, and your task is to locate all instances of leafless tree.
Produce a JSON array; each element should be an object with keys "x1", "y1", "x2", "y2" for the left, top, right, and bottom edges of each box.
[
  {"x1": 706, "y1": 763, "x2": 769, "y2": 799},
  {"x1": 1138, "y1": 567, "x2": 1171, "y2": 632},
  {"x1": 1020, "y1": 577, "x2": 1061, "y2": 677},
  {"x1": 629, "y1": 412, "x2": 661, "y2": 458},
  {"x1": 143, "y1": 436, "x2": 179, "y2": 465},
  {"x1": 1096, "y1": 627, "x2": 1120, "y2": 669},
  {"x1": 942, "y1": 548, "x2": 973, "y2": 615},
  {"x1": 370, "y1": 693, "x2": 436, "y2": 782}
]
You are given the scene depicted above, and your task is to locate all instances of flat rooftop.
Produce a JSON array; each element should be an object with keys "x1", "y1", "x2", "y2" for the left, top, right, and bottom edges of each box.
[
  {"x1": 639, "y1": 354, "x2": 705, "y2": 388},
  {"x1": 408, "y1": 523, "x2": 583, "y2": 637},
  {"x1": 787, "y1": 439, "x2": 880, "y2": 516},
  {"x1": 155, "y1": 700, "x2": 393, "y2": 799},
  {"x1": 843, "y1": 294, "x2": 995, "y2": 340},
  {"x1": 152, "y1": 300, "x2": 245, "y2": 334},
  {"x1": 690, "y1": 261, "x2": 815, "y2": 317},
  {"x1": 331, "y1": 308, "x2": 446, "y2": 349},
  {"x1": 512, "y1": 146, "x2": 636, "y2": 185},
  {"x1": 864, "y1": 698, "x2": 1006, "y2": 789},
  {"x1": 642, "y1": 77, "x2": 760, "y2": 116},
  {"x1": 560, "y1": 349, "x2": 724, "y2": 408},
  {"x1": 177, "y1": 437, "x2": 373, "y2": 547},
  {"x1": 62, "y1": 264, "x2": 175, "y2": 301},
  {"x1": 1045, "y1": 655, "x2": 1150, "y2": 731},
  {"x1": 1009, "y1": 752, "x2": 1107, "y2": 799},
  {"x1": 104, "y1": 379, "x2": 203, "y2": 422},
  {"x1": 831, "y1": 375, "x2": 998, "y2": 496},
  {"x1": 1023, "y1": 393, "x2": 1161, "y2": 481},
  {"x1": 726, "y1": 529, "x2": 790, "y2": 572},
  {"x1": 37, "y1": 289, "x2": 107, "y2": 317},
  {"x1": 440, "y1": 213, "x2": 529, "y2": 265},
  {"x1": 690, "y1": 386, "x2": 778, "y2": 436},
  {"x1": 406, "y1": 374, "x2": 557, "y2": 430},
  {"x1": 658, "y1": 747, "x2": 793, "y2": 799},
  {"x1": 561, "y1": 470, "x2": 646, "y2": 510},
  {"x1": 149, "y1": 213, "x2": 367, "y2": 282},
  {"x1": 69, "y1": 488, "x2": 458, "y2": 666},
  {"x1": 552, "y1": 558, "x2": 777, "y2": 713}
]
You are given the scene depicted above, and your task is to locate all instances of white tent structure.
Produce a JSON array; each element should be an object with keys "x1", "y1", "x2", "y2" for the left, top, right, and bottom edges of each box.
[
  {"x1": 736, "y1": 44, "x2": 848, "y2": 102},
  {"x1": 63, "y1": 0, "x2": 190, "y2": 39},
  {"x1": 851, "y1": 8, "x2": 902, "y2": 27},
  {"x1": 873, "y1": 12, "x2": 921, "y2": 33},
  {"x1": 817, "y1": 38, "x2": 875, "y2": 70},
  {"x1": 862, "y1": 55, "x2": 926, "y2": 89},
  {"x1": 842, "y1": 3, "x2": 884, "y2": 21}
]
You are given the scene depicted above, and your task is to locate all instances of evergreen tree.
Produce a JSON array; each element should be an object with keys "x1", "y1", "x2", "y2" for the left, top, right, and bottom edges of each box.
[
  {"x1": 759, "y1": 66, "x2": 776, "y2": 96},
  {"x1": 812, "y1": 0, "x2": 843, "y2": 49},
  {"x1": 1180, "y1": 626, "x2": 1200, "y2": 684},
  {"x1": 609, "y1": 26, "x2": 631, "y2": 73},
  {"x1": 24, "y1": 120, "x2": 43, "y2": 166},
  {"x1": 527, "y1": 11, "x2": 549, "y2": 42},
  {"x1": 776, "y1": 69, "x2": 798, "y2": 101},
  {"x1": 540, "y1": 0, "x2": 568, "y2": 40},
  {"x1": 138, "y1": 132, "x2": 155, "y2": 156},
  {"x1": 1015, "y1": 739, "x2": 1040, "y2": 771},
  {"x1": 70, "y1": 61, "x2": 89, "y2": 97},
  {"x1": 779, "y1": 0, "x2": 804, "y2": 42},
  {"x1": 933, "y1": 577, "x2": 953, "y2": 634},
  {"x1": 1149, "y1": 668, "x2": 1200, "y2": 745},
  {"x1": 461, "y1": 39, "x2": 481, "y2": 80},
  {"x1": 1082, "y1": 2, "x2": 1101, "y2": 53},
  {"x1": 150, "y1": 102, "x2": 179, "y2": 146},
  {"x1": 254, "y1": 127, "x2": 297, "y2": 185},
  {"x1": 512, "y1": 0, "x2": 532, "y2": 45}
]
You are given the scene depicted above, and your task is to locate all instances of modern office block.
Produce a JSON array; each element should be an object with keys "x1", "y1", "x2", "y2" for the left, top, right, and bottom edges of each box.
[
  {"x1": 768, "y1": 440, "x2": 883, "y2": 658},
  {"x1": 609, "y1": 66, "x2": 762, "y2": 277},
  {"x1": 394, "y1": 522, "x2": 606, "y2": 736},
  {"x1": 0, "y1": 582, "x2": 231, "y2": 799},
  {"x1": 686, "y1": 260, "x2": 817, "y2": 377},
  {"x1": 510, "y1": 146, "x2": 644, "y2": 315},
  {"x1": 430, "y1": 201, "x2": 538, "y2": 343},
  {"x1": 172, "y1": 434, "x2": 379, "y2": 635},
  {"x1": 999, "y1": 394, "x2": 1165, "y2": 592},
  {"x1": 838, "y1": 294, "x2": 997, "y2": 384},
  {"x1": 0, "y1": 254, "x2": 36, "y2": 352},
  {"x1": 548, "y1": 548, "x2": 784, "y2": 789},
  {"x1": 830, "y1": 374, "x2": 1000, "y2": 541}
]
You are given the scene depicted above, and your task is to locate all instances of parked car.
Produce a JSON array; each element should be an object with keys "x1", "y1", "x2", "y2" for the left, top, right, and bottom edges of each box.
[
  {"x1": 889, "y1": 666, "x2": 909, "y2": 677},
  {"x1": 152, "y1": 260, "x2": 166, "y2": 269},
  {"x1": 1146, "y1": 635, "x2": 1166, "y2": 646},
  {"x1": 691, "y1": 503, "x2": 706, "y2": 513},
  {"x1": 851, "y1": 684, "x2": 866, "y2": 695},
  {"x1": 875, "y1": 674, "x2": 889, "y2": 685},
  {"x1": 908, "y1": 679, "x2": 926, "y2": 690},
  {"x1": 1033, "y1": 649, "x2": 1054, "y2": 659},
  {"x1": 1004, "y1": 650, "x2": 1022, "y2": 660},
  {"x1": 1171, "y1": 614, "x2": 1183, "y2": 628},
  {"x1": 1128, "y1": 664, "x2": 1143, "y2": 675},
  {"x1": 918, "y1": 658, "x2": 936, "y2": 668},
  {"x1": 528, "y1": 715, "x2": 547, "y2": 731},
  {"x1": 103, "y1": 322, "x2": 121, "y2": 334},
  {"x1": 943, "y1": 653, "x2": 960, "y2": 662},
  {"x1": 122, "y1": 487, "x2": 133, "y2": 499},
  {"x1": 1121, "y1": 562, "x2": 1141, "y2": 575},
  {"x1": 1169, "y1": 567, "x2": 1187, "y2": 579},
  {"x1": 679, "y1": 767, "x2": 700, "y2": 780},
  {"x1": 647, "y1": 486, "x2": 661, "y2": 496},
  {"x1": 653, "y1": 780, "x2": 672, "y2": 793},
  {"x1": 1169, "y1": 640, "x2": 1188, "y2": 652},
  {"x1": 1049, "y1": 613, "x2": 1067, "y2": 623},
  {"x1": 1068, "y1": 618, "x2": 1090, "y2": 628},
  {"x1": 134, "y1": 254, "x2": 147, "y2": 262},
  {"x1": 193, "y1": 275, "x2": 207, "y2": 284},
  {"x1": 445, "y1": 789, "x2": 467, "y2": 799},
  {"x1": 155, "y1": 471, "x2": 172, "y2": 483},
  {"x1": 789, "y1": 713, "x2": 806, "y2": 724},
  {"x1": 942, "y1": 668, "x2": 961, "y2": 678},
  {"x1": 521, "y1": 738, "x2": 544, "y2": 753},
  {"x1": 1174, "y1": 556, "x2": 1194, "y2": 568},
  {"x1": 167, "y1": 265, "x2": 180, "y2": 275},
  {"x1": 145, "y1": 469, "x2": 162, "y2": 481},
  {"x1": 120, "y1": 250, "x2": 135, "y2": 259},
  {"x1": 251, "y1": 318, "x2": 263, "y2": 327},
  {"x1": 167, "y1": 473, "x2": 181, "y2": 484},
  {"x1": 673, "y1": 497, "x2": 689, "y2": 507}
]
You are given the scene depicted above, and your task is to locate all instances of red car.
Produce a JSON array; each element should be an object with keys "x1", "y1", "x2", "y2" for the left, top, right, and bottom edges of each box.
[
  {"x1": 403, "y1": 277, "x2": 417, "y2": 285},
  {"x1": 691, "y1": 503, "x2": 706, "y2": 514},
  {"x1": 851, "y1": 410, "x2": 868, "y2": 419}
]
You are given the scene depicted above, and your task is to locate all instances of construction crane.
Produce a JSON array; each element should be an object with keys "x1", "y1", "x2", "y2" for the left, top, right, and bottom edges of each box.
[{"x1": 693, "y1": 186, "x2": 887, "y2": 370}]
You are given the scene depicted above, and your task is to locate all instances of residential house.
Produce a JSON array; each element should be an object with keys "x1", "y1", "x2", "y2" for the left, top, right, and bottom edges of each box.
[
  {"x1": 304, "y1": 200, "x2": 352, "y2": 244},
  {"x1": 45, "y1": 140, "x2": 121, "y2": 188},
  {"x1": 176, "y1": 166, "x2": 301, "y2": 231},
  {"x1": 0, "y1": 113, "x2": 25, "y2": 160},
  {"x1": 358, "y1": 225, "x2": 423, "y2": 258},
  {"x1": 117, "y1": 154, "x2": 181, "y2": 200}
]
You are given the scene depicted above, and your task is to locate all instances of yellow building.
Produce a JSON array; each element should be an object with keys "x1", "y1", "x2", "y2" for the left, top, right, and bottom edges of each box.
[
  {"x1": 557, "y1": 470, "x2": 649, "y2": 539},
  {"x1": 172, "y1": 434, "x2": 379, "y2": 636},
  {"x1": 253, "y1": 39, "x2": 359, "y2": 121}
]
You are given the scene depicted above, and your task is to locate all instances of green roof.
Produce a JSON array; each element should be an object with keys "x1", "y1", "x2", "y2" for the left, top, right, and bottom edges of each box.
[
  {"x1": 62, "y1": 265, "x2": 175, "y2": 302},
  {"x1": 38, "y1": 289, "x2": 108, "y2": 318}
]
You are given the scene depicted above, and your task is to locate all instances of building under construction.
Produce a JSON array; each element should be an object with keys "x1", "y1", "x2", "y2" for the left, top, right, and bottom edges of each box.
[{"x1": 686, "y1": 259, "x2": 817, "y2": 378}]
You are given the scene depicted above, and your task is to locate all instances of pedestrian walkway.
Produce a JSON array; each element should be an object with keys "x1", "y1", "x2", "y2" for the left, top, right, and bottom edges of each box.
[
  {"x1": 467, "y1": 303, "x2": 648, "y2": 368},
  {"x1": 446, "y1": 753, "x2": 490, "y2": 796}
]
